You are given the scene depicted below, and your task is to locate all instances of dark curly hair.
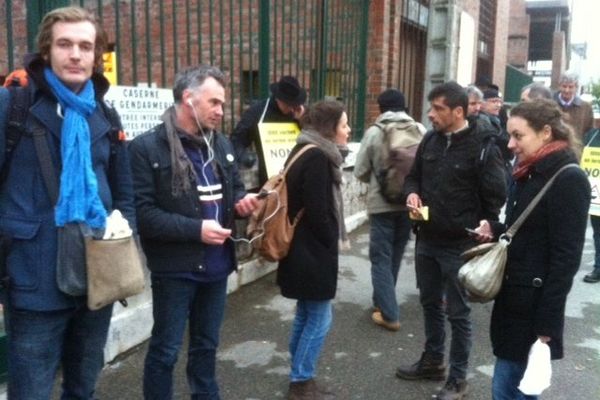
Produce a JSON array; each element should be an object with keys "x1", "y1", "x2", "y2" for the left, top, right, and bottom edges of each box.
[
  {"x1": 427, "y1": 81, "x2": 468, "y2": 117},
  {"x1": 509, "y1": 99, "x2": 578, "y2": 150}
]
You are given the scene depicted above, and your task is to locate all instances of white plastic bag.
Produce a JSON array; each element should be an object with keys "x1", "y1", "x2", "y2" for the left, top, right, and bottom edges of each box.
[{"x1": 518, "y1": 339, "x2": 552, "y2": 395}]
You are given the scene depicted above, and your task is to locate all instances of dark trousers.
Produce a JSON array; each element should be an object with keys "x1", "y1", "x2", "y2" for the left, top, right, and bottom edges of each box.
[
  {"x1": 415, "y1": 239, "x2": 472, "y2": 380},
  {"x1": 591, "y1": 215, "x2": 600, "y2": 271},
  {"x1": 369, "y1": 211, "x2": 411, "y2": 322},
  {"x1": 5, "y1": 302, "x2": 113, "y2": 399},
  {"x1": 143, "y1": 276, "x2": 228, "y2": 400}
]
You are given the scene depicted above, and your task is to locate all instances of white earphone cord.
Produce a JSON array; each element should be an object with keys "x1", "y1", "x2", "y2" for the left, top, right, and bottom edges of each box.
[
  {"x1": 190, "y1": 100, "x2": 219, "y2": 219},
  {"x1": 228, "y1": 190, "x2": 281, "y2": 244},
  {"x1": 189, "y1": 100, "x2": 280, "y2": 245}
]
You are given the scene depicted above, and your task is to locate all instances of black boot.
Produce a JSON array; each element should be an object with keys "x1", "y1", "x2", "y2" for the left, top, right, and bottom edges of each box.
[
  {"x1": 395, "y1": 352, "x2": 446, "y2": 381},
  {"x1": 584, "y1": 269, "x2": 600, "y2": 283}
]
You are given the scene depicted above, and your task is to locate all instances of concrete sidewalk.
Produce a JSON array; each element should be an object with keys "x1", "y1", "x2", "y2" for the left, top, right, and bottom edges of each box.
[{"x1": 89, "y1": 223, "x2": 600, "y2": 399}]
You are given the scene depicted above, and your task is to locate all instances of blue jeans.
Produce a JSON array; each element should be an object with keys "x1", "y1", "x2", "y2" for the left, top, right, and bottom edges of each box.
[
  {"x1": 591, "y1": 215, "x2": 600, "y2": 271},
  {"x1": 5, "y1": 302, "x2": 113, "y2": 400},
  {"x1": 289, "y1": 300, "x2": 332, "y2": 382},
  {"x1": 493, "y1": 358, "x2": 538, "y2": 400},
  {"x1": 369, "y1": 212, "x2": 411, "y2": 322},
  {"x1": 415, "y1": 240, "x2": 472, "y2": 380},
  {"x1": 143, "y1": 276, "x2": 228, "y2": 400}
]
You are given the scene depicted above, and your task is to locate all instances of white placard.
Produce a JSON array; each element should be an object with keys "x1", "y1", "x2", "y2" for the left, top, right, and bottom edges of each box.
[{"x1": 104, "y1": 86, "x2": 174, "y2": 140}]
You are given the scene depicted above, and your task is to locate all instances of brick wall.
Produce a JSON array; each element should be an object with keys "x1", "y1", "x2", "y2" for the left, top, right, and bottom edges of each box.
[
  {"x1": 492, "y1": 0, "x2": 510, "y2": 91},
  {"x1": 364, "y1": 0, "x2": 429, "y2": 124},
  {"x1": 507, "y1": 0, "x2": 530, "y2": 70}
]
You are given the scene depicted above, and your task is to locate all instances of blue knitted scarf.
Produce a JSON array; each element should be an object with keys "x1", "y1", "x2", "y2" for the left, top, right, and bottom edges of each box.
[{"x1": 44, "y1": 68, "x2": 107, "y2": 229}]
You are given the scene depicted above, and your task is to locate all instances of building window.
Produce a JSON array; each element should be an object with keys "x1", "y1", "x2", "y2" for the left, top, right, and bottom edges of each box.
[{"x1": 478, "y1": 0, "x2": 497, "y2": 59}]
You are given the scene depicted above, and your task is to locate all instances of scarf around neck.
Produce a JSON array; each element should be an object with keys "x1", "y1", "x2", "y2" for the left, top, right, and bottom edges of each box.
[
  {"x1": 162, "y1": 106, "x2": 206, "y2": 197},
  {"x1": 44, "y1": 68, "x2": 107, "y2": 229},
  {"x1": 296, "y1": 129, "x2": 350, "y2": 249},
  {"x1": 512, "y1": 140, "x2": 569, "y2": 181}
]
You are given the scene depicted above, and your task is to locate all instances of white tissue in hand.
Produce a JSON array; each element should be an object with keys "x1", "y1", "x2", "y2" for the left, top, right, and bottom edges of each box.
[
  {"x1": 102, "y1": 210, "x2": 133, "y2": 240},
  {"x1": 518, "y1": 339, "x2": 552, "y2": 395}
]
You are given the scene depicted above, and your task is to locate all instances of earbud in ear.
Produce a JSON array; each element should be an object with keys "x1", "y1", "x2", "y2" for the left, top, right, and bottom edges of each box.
[{"x1": 187, "y1": 99, "x2": 193, "y2": 107}]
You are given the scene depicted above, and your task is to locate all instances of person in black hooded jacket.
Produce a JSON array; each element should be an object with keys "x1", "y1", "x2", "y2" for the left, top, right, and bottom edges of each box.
[{"x1": 230, "y1": 76, "x2": 306, "y2": 186}]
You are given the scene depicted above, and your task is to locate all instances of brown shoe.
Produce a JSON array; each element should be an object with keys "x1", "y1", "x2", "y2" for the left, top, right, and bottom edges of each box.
[
  {"x1": 395, "y1": 352, "x2": 446, "y2": 381},
  {"x1": 371, "y1": 311, "x2": 401, "y2": 331},
  {"x1": 287, "y1": 379, "x2": 335, "y2": 400},
  {"x1": 436, "y1": 377, "x2": 468, "y2": 399}
]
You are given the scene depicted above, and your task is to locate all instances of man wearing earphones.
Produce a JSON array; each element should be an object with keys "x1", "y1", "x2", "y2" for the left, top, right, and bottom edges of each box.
[
  {"x1": 129, "y1": 65, "x2": 259, "y2": 400},
  {"x1": 231, "y1": 75, "x2": 307, "y2": 185}
]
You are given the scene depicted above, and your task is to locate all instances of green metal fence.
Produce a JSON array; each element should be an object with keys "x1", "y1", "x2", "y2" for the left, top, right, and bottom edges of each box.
[{"x1": 1, "y1": 0, "x2": 370, "y2": 137}]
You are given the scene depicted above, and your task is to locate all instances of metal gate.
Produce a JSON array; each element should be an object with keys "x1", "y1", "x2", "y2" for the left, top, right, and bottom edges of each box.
[{"x1": 1, "y1": 0, "x2": 370, "y2": 136}]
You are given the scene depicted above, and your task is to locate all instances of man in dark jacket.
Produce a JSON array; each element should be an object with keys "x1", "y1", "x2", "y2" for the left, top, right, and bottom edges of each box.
[
  {"x1": 395, "y1": 81, "x2": 507, "y2": 400},
  {"x1": 230, "y1": 75, "x2": 307, "y2": 185},
  {"x1": 129, "y1": 65, "x2": 259, "y2": 400},
  {"x1": 0, "y1": 7, "x2": 135, "y2": 398},
  {"x1": 480, "y1": 88, "x2": 513, "y2": 184}
]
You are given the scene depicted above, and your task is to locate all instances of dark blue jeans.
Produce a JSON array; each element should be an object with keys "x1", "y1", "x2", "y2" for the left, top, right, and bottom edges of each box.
[
  {"x1": 591, "y1": 215, "x2": 600, "y2": 271},
  {"x1": 369, "y1": 211, "x2": 411, "y2": 322},
  {"x1": 5, "y1": 302, "x2": 113, "y2": 400},
  {"x1": 492, "y1": 358, "x2": 538, "y2": 400},
  {"x1": 143, "y1": 276, "x2": 228, "y2": 400},
  {"x1": 415, "y1": 240, "x2": 472, "y2": 380}
]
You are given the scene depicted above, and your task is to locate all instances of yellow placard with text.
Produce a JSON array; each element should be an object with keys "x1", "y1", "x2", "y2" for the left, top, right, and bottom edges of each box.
[
  {"x1": 102, "y1": 51, "x2": 117, "y2": 85},
  {"x1": 580, "y1": 145, "x2": 600, "y2": 216},
  {"x1": 258, "y1": 122, "x2": 301, "y2": 177}
]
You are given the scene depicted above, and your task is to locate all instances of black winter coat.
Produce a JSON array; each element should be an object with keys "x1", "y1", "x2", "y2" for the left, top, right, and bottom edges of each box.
[
  {"x1": 490, "y1": 149, "x2": 590, "y2": 362},
  {"x1": 230, "y1": 97, "x2": 300, "y2": 184},
  {"x1": 129, "y1": 123, "x2": 246, "y2": 275},
  {"x1": 277, "y1": 144, "x2": 339, "y2": 300},
  {"x1": 403, "y1": 119, "x2": 507, "y2": 244}
]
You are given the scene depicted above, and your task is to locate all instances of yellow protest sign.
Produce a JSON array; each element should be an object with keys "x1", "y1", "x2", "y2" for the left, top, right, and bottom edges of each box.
[
  {"x1": 258, "y1": 122, "x2": 301, "y2": 177},
  {"x1": 580, "y1": 145, "x2": 600, "y2": 216},
  {"x1": 102, "y1": 51, "x2": 117, "y2": 85}
]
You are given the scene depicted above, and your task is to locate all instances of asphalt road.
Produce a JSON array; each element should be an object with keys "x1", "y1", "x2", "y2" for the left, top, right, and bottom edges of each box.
[{"x1": 94, "y1": 222, "x2": 600, "y2": 399}]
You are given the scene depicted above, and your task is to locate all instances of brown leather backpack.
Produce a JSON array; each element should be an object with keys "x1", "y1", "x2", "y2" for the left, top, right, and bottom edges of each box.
[{"x1": 246, "y1": 144, "x2": 316, "y2": 262}]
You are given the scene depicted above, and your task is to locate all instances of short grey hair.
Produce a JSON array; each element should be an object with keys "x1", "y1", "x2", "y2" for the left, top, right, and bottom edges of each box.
[
  {"x1": 466, "y1": 85, "x2": 483, "y2": 100},
  {"x1": 172, "y1": 65, "x2": 226, "y2": 103},
  {"x1": 521, "y1": 82, "x2": 552, "y2": 100},
  {"x1": 559, "y1": 72, "x2": 579, "y2": 85}
]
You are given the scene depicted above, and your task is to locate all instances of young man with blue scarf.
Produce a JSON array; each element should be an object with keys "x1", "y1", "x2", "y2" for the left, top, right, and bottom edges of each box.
[
  {"x1": 0, "y1": 7, "x2": 135, "y2": 399},
  {"x1": 129, "y1": 65, "x2": 259, "y2": 400}
]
